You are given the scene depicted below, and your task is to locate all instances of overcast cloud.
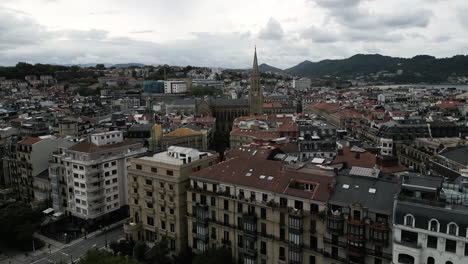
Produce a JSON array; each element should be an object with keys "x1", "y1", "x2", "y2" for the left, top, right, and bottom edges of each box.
[{"x1": 1, "y1": 0, "x2": 468, "y2": 68}]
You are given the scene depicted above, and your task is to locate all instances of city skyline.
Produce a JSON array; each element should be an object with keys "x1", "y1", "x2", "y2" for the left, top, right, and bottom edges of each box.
[{"x1": 2, "y1": 0, "x2": 468, "y2": 68}]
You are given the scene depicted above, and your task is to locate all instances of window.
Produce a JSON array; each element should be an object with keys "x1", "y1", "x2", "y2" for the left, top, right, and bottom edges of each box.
[
  {"x1": 446, "y1": 239, "x2": 456, "y2": 253},
  {"x1": 447, "y1": 223, "x2": 458, "y2": 236},
  {"x1": 465, "y1": 243, "x2": 468, "y2": 256},
  {"x1": 211, "y1": 227, "x2": 216, "y2": 239},
  {"x1": 147, "y1": 216, "x2": 154, "y2": 226},
  {"x1": 405, "y1": 214, "x2": 414, "y2": 227},
  {"x1": 260, "y1": 241, "x2": 266, "y2": 255},
  {"x1": 279, "y1": 247, "x2": 285, "y2": 260},
  {"x1": 146, "y1": 191, "x2": 152, "y2": 197},
  {"x1": 237, "y1": 203, "x2": 243, "y2": 213},
  {"x1": 429, "y1": 219, "x2": 439, "y2": 232},
  {"x1": 211, "y1": 210, "x2": 216, "y2": 221},
  {"x1": 261, "y1": 223, "x2": 266, "y2": 235},
  {"x1": 238, "y1": 234, "x2": 243, "y2": 247},
  {"x1": 146, "y1": 202, "x2": 153, "y2": 208},
  {"x1": 224, "y1": 199, "x2": 229, "y2": 210},
  {"x1": 262, "y1": 193, "x2": 268, "y2": 202},
  {"x1": 446, "y1": 262, "x2": 453, "y2": 264},
  {"x1": 170, "y1": 223, "x2": 175, "y2": 232},
  {"x1": 427, "y1": 236, "x2": 437, "y2": 249},
  {"x1": 310, "y1": 236, "x2": 317, "y2": 250},
  {"x1": 166, "y1": 170, "x2": 173, "y2": 176},
  {"x1": 169, "y1": 208, "x2": 174, "y2": 215},
  {"x1": 224, "y1": 214, "x2": 229, "y2": 225},
  {"x1": 427, "y1": 257, "x2": 434, "y2": 264},
  {"x1": 169, "y1": 184, "x2": 174, "y2": 190},
  {"x1": 192, "y1": 193, "x2": 196, "y2": 202},
  {"x1": 151, "y1": 167, "x2": 157, "y2": 173},
  {"x1": 161, "y1": 221, "x2": 166, "y2": 230},
  {"x1": 136, "y1": 164, "x2": 142, "y2": 170},
  {"x1": 261, "y1": 208, "x2": 266, "y2": 219},
  {"x1": 145, "y1": 179, "x2": 152, "y2": 185},
  {"x1": 211, "y1": 197, "x2": 216, "y2": 206}
]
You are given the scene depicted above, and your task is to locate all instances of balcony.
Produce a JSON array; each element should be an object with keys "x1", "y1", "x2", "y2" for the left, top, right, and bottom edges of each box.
[
  {"x1": 159, "y1": 211, "x2": 166, "y2": 218},
  {"x1": 366, "y1": 248, "x2": 392, "y2": 261},
  {"x1": 323, "y1": 237, "x2": 347, "y2": 248},
  {"x1": 123, "y1": 219, "x2": 142, "y2": 233},
  {"x1": 221, "y1": 239, "x2": 231, "y2": 246},
  {"x1": 240, "y1": 247, "x2": 257, "y2": 257},
  {"x1": 194, "y1": 232, "x2": 209, "y2": 242},
  {"x1": 370, "y1": 222, "x2": 389, "y2": 245},
  {"x1": 167, "y1": 214, "x2": 175, "y2": 222},
  {"x1": 143, "y1": 185, "x2": 153, "y2": 192},
  {"x1": 327, "y1": 214, "x2": 344, "y2": 235},
  {"x1": 158, "y1": 188, "x2": 165, "y2": 195},
  {"x1": 131, "y1": 182, "x2": 138, "y2": 189},
  {"x1": 347, "y1": 220, "x2": 365, "y2": 242},
  {"x1": 167, "y1": 189, "x2": 175, "y2": 196},
  {"x1": 145, "y1": 208, "x2": 155, "y2": 215},
  {"x1": 167, "y1": 201, "x2": 175, "y2": 209},
  {"x1": 87, "y1": 184, "x2": 103, "y2": 192},
  {"x1": 88, "y1": 192, "x2": 105, "y2": 201}
]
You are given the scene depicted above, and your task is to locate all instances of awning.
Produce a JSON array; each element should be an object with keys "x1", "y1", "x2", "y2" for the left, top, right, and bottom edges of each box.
[
  {"x1": 53, "y1": 212, "x2": 63, "y2": 217},
  {"x1": 311, "y1": 158, "x2": 325, "y2": 164},
  {"x1": 42, "y1": 208, "x2": 54, "y2": 214}
]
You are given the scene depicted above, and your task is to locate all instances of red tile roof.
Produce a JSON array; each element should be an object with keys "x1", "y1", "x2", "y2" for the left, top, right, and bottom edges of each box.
[
  {"x1": 19, "y1": 137, "x2": 42, "y2": 145},
  {"x1": 192, "y1": 150, "x2": 333, "y2": 201}
]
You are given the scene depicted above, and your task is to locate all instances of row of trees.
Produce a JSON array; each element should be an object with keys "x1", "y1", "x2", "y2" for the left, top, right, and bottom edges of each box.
[{"x1": 90, "y1": 237, "x2": 234, "y2": 264}]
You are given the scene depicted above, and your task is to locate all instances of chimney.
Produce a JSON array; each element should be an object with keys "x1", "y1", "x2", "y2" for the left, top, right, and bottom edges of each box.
[{"x1": 355, "y1": 153, "x2": 360, "y2": 159}]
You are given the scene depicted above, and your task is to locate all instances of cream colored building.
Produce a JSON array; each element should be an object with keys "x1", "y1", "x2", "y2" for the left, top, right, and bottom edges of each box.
[
  {"x1": 187, "y1": 145, "x2": 334, "y2": 264},
  {"x1": 124, "y1": 146, "x2": 218, "y2": 253}
]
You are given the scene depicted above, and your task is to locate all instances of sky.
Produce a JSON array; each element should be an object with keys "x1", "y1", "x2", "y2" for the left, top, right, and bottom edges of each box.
[{"x1": 1, "y1": 0, "x2": 468, "y2": 69}]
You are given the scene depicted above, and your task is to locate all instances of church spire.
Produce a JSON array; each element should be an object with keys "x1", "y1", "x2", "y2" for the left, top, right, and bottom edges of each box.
[
  {"x1": 249, "y1": 46, "x2": 263, "y2": 116},
  {"x1": 252, "y1": 46, "x2": 259, "y2": 75}
]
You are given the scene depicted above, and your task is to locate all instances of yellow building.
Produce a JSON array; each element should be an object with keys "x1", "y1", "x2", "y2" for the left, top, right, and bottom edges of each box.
[{"x1": 124, "y1": 146, "x2": 218, "y2": 252}]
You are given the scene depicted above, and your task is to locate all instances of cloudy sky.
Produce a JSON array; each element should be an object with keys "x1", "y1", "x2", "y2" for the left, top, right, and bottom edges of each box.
[{"x1": 1, "y1": 0, "x2": 468, "y2": 68}]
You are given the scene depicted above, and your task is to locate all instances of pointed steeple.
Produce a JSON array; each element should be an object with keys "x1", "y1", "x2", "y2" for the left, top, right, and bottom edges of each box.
[
  {"x1": 252, "y1": 46, "x2": 259, "y2": 75},
  {"x1": 249, "y1": 46, "x2": 263, "y2": 115}
]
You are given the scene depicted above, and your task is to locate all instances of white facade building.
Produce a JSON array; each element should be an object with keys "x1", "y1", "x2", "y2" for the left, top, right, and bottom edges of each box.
[
  {"x1": 164, "y1": 81, "x2": 188, "y2": 94},
  {"x1": 61, "y1": 131, "x2": 146, "y2": 220},
  {"x1": 292, "y1": 78, "x2": 311, "y2": 90}
]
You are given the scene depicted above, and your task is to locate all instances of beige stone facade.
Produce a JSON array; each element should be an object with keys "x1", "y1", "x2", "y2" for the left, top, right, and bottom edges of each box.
[{"x1": 124, "y1": 146, "x2": 218, "y2": 253}]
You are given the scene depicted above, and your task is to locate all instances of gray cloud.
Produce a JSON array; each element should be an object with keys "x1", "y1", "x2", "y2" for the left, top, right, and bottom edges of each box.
[
  {"x1": 301, "y1": 26, "x2": 338, "y2": 43},
  {"x1": 457, "y1": 8, "x2": 468, "y2": 28},
  {"x1": 0, "y1": 8, "x2": 47, "y2": 49},
  {"x1": 313, "y1": 0, "x2": 432, "y2": 30},
  {"x1": 258, "y1": 18, "x2": 284, "y2": 40}
]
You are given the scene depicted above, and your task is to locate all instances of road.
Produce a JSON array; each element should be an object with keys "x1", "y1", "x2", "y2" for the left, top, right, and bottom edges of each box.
[{"x1": 30, "y1": 226, "x2": 124, "y2": 264}]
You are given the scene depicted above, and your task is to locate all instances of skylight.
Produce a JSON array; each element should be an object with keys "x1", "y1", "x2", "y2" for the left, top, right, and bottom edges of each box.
[
  {"x1": 369, "y1": 188, "x2": 376, "y2": 194},
  {"x1": 245, "y1": 172, "x2": 252, "y2": 177},
  {"x1": 342, "y1": 184, "x2": 350, "y2": 189},
  {"x1": 259, "y1": 175, "x2": 266, "y2": 179},
  {"x1": 267, "y1": 176, "x2": 274, "y2": 180}
]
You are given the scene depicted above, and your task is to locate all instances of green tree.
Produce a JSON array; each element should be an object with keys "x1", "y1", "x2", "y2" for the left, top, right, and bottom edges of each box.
[
  {"x1": 110, "y1": 239, "x2": 135, "y2": 257},
  {"x1": 192, "y1": 247, "x2": 234, "y2": 264},
  {"x1": 0, "y1": 202, "x2": 44, "y2": 251},
  {"x1": 77, "y1": 249, "x2": 140, "y2": 264},
  {"x1": 144, "y1": 237, "x2": 171, "y2": 264},
  {"x1": 133, "y1": 241, "x2": 148, "y2": 262}
]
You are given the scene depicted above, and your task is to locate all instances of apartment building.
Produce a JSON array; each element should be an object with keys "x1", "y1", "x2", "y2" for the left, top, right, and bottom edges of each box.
[
  {"x1": 124, "y1": 146, "x2": 218, "y2": 253},
  {"x1": 61, "y1": 131, "x2": 145, "y2": 221},
  {"x1": 393, "y1": 173, "x2": 468, "y2": 264},
  {"x1": 325, "y1": 167, "x2": 400, "y2": 264},
  {"x1": 11, "y1": 136, "x2": 65, "y2": 203},
  {"x1": 187, "y1": 145, "x2": 334, "y2": 264},
  {"x1": 164, "y1": 80, "x2": 188, "y2": 94}
]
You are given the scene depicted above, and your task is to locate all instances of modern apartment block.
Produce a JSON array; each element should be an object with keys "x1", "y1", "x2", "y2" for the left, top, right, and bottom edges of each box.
[
  {"x1": 124, "y1": 146, "x2": 218, "y2": 253},
  {"x1": 187, "y1": 145, "x2": 334, "y2": 264},
  {"x1": 393, "y1": 173, "x2": 468, "y2": 264},
  {"x1": 325, "y1": 167, "x2": 400, "y2": 264},
  {"x1": 60, "y1": 131, "x2": 145, "y2": 221}
]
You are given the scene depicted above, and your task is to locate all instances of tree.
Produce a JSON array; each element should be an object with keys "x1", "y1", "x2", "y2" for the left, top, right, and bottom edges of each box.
[
  {"x1": 77, "y1": 249, "x2": 140, "y2": 264},
  {"x1": 110, "y1": 239, "x2": 135, "y2": 257},
  {"x1": 144, "y1": 237, "x2": 171, "y2": 264},
  {"x1": 95, "y1": 64, "x2": 106, "y2": 70},
  {"x1": 0, "y1": 202, "x2": 44, "y2": 251},
  {"x1": 192, "y1": 247, "x2": 234, "y2": 264},
  {"x1": 133, "y1": 241, "x2": 148, "y2": 262}
]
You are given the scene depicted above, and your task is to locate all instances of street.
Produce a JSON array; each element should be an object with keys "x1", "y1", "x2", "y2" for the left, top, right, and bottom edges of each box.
[{"x1": 2, "y1": 226, "x2": 124, "y2": 264}]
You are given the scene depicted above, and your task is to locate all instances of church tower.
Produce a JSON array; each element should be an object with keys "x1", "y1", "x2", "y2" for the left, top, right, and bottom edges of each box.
[{"x1": 249, "y1": 47, "x2": 264, "y2": 115}]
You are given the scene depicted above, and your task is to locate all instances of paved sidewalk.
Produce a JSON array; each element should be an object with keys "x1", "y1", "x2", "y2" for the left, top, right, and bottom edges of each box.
[{"x1": 0, "y1": 219, "x2": 127, "y2": 264}]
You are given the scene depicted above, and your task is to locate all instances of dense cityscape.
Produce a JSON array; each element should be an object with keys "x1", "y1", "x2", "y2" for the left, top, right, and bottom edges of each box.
[{"x1": 1, "y1": 1, "x2": 468, "y2": 264}]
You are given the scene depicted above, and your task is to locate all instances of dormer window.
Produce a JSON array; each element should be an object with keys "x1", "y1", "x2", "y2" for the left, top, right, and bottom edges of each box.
[
  {"x1": 405, "y1": 214, "x2": 415, "y2": 227},
  {"x1": 447, "y1": 223, "x2": 458, "y2": 236},
  {"x1": 429, "y1": 219, "x2": 439, "y2": 232}
]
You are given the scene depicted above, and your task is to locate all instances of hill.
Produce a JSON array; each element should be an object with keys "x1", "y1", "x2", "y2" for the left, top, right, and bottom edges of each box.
[
  {"x1": 285, "y1": 54, "x2": 468, "y2": 83},
  {"x1": 258, "y1": 63, "x2": 283, "y2": 73}
]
